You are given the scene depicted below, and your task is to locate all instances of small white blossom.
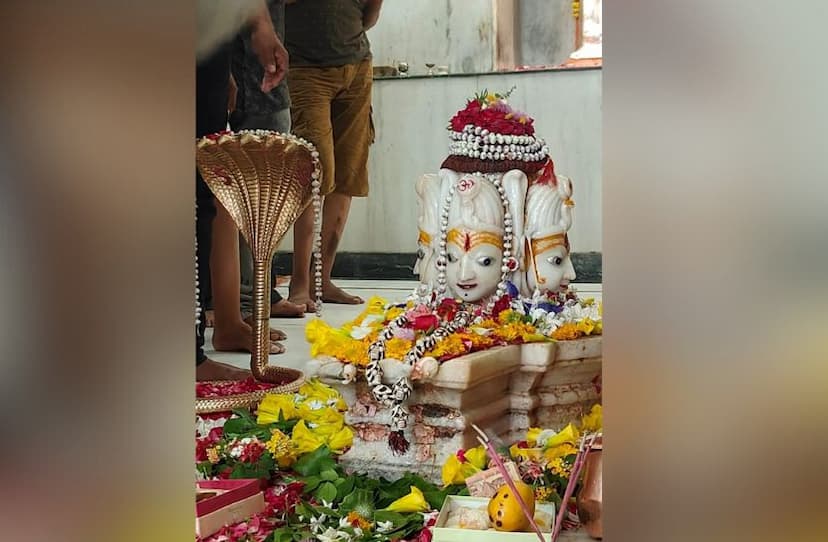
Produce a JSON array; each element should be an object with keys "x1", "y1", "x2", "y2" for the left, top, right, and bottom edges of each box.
[{"x1": 306, "y1": 399, "x2": 325, "y2": 411}]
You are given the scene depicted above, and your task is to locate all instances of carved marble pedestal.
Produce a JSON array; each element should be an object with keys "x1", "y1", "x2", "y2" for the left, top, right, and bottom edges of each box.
[{"x1": 319, "y1": 336, "x2": 602, "y2": 482}]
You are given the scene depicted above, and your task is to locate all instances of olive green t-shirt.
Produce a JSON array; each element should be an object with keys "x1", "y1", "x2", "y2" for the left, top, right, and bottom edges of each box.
[{"x1": 285, "y1": 0, "x2": 372, "y2": 67}]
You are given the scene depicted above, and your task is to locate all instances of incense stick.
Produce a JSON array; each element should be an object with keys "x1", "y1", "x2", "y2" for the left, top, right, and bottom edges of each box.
[
  {"x1": 550, "y1": 432, "x2": 599, "y2": 542},
  {"x1": 472, "y1": 424, "x2": 547, "y2": 542}
]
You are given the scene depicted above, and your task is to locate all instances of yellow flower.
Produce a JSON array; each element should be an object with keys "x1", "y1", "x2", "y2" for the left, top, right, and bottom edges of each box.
[
  {"x1": 385, "y1": 486, "x2": 429, "y2": 513},
  {"x1": 385, "y1": 337, "x2": 414, "y2": 362},
  {"x1": 326, "y1": 425, "x2": 354, "y2": 454},
  {"x1": 543, "y1": 442, "x2": 578, "y2": 463},
  {"x1": 257, "y1": 393, "x2": 297, "y2": 424},
  {"x1": 299, "y1": 379, "x2": 340, "y2": 402},
  {"x1": 297, "y1": 401, "x2": 345, "y2": 424},
  {"x1": 535, "y1": 486, "x2": 556, "y2": 502},
  {"x1": 546, "y1": 456, "x2": 572, "y2": 478},
  {"x1": 290, "y1": 420, "x2": 326, "y2": 455},
  {"x1": 441, "y1": 446, "x2": 488, "y2": 485},
  {"x1": 526, "y1": 427, "x2": 543, "y2": 447},
  {"x1": 385, "y1": 306, "x2": 405, "y2": 322},
  {"x1": 551, "y1": 323, "x2": 581, "y2": 340},
  {"x1": 265, "y1": 429, "x2": 297, "y2": 468},
  {"x1": 544, "y1": 423, "x2": 580, "y2": 449},
  {"x1": 580, "y1": 404, "x2": 602, "y2": 433},
  {"x1": 509, "y1": 443, "x2": 544, "y2": 463},
  {"x1": 576, "y1": 318, "x2": 596, "y2": 335},
  {"x1": 206, "y1": 447, "x2": 220, "y2": 464}
]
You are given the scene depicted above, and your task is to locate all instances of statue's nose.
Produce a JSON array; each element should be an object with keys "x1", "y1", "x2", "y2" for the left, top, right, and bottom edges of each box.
[{"x1": 459, "y1": 257, "x2": 476, "y2": 281}]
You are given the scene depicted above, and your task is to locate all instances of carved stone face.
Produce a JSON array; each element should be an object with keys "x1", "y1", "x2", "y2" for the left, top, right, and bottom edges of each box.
[
  {"x1": 446, "y1": 228, "x2": 503, "y2": 302},
  {"x1": 414, "y1": 230, "x2": 437, "y2": 286},
  {"x1": 528, "y1": 233, "x2": 575, "y2": 292},
  {"x1": 529, "y1": 239, "x2": 576, "y2": 293},
  {"x1": 414, "y1": 174, "x2": 442, "y2": 288}
]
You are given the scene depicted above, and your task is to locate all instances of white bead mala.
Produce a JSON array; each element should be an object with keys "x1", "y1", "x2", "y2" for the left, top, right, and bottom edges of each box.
[
  {"x1": 236, "y1": 129, "x2": 324, "y2": 317},
  {"x1": 365, "y1": 309, "x2": 471, "y2": 454}
]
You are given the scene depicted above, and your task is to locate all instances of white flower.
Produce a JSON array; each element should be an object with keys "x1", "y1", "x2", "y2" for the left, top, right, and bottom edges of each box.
[
  {"x1": 196, "y1": 415, "x2": 229, "y2": 438},
  {"x1": 341, "y1": 364, "x2": 357, "y2": 385},
  {"x1": 529, "y1": 307, "x2": 548, "y2": 322},
  {"x1": 309, "y1": 514, "x2": 328, "y2": 533},
  {"x1": 306, "y1": 399, "x2": 325, "y2": 411},
  {"x1": 376, "y1": 521, "x2": 395, "y2": 533},
  {"x1": 316, "y1": 527, "x2": 350, "y2": 542}
]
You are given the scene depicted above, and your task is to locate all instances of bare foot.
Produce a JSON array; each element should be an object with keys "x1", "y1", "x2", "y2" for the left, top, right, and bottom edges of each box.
[
  {"x1": 196, "y1": 358, "x2": 252, "y2": 381},
  {"x1": 204, "y1": 310, "x2": 215, "y2": 328},
  {"x1": 287, "y1": 293, "x2": 317, "y2": 314},
  {"x1": 243, "y1": 316, "x2": 287, "y2": 341},
  {"x1": 321, "y1": 283, "x2": 364, "y2": 305},
  {"x1": 213, "y1": 321, "x2": 286, "y2": 354},
  {"x1": 271, "y1": 298, "x2": 306, "y2": 318}
]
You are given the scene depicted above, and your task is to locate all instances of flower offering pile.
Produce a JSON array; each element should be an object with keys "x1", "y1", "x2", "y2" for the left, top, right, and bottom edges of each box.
[{"x1": 194, "y1": 380, "x2": 602, "y2": 542}]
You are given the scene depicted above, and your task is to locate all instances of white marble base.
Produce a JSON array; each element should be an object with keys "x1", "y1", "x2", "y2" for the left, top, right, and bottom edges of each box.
[{"x1": 317, "y1": 336, "x2": 602, "y2": 482}]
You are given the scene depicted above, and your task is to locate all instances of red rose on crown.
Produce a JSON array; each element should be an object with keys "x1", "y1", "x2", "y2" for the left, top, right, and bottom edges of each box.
[{"x1": 448, "y1": 96, "x2": 536, "y2": 136}]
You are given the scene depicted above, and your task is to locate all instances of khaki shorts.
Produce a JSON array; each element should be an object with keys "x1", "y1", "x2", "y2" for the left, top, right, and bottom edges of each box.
[{"x1": 287, "y1": 59, "x2": 374, "y2": 197}]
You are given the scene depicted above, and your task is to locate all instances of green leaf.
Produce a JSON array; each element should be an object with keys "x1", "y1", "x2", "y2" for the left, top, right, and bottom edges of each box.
[
  {"x1": 339, "y1": 488, "x2": 375, "y2": 517},
  {"x1": 301, "y1": 476, "x2": 321, "y2": 493},
  {"x1": 293, "y1": 445, "x2": 335, "y2": 477},
  {"x1": 335, "y1": 477, "x2": 355, "y2": 500},
  {"x1": 315, "y1": 481, "x2": 337, "y2": 503},
  {"x1": 320, "y1": 468, "x2": 339, "y2": 481}
]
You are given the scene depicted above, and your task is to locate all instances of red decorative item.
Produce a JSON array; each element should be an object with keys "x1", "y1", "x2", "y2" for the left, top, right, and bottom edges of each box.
[
  {"x1": 196, "y1": 479, "x2": 265, "y2": 539},
  {"x1": 196, "y1": 378, "x2": 280, "y2": 399},
  {"x1": 412, "y1": 314, "x2": 440, "y2": 331},
  {"x1": 536, "y1": 159, "x2": 558, "y2": 185}
]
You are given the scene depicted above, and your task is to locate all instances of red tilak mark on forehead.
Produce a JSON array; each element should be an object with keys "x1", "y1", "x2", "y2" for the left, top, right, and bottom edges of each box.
[{"x1": 463, "y1": 232, "x2": 472, "y2": 252}]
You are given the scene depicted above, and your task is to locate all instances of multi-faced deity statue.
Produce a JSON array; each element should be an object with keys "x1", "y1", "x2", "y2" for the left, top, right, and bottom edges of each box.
[{"x1": 523, "y1": 174, "x2": 576, "y2": 294}]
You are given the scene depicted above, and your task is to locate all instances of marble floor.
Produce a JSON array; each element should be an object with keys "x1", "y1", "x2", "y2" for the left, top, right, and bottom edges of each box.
[{"x1": 206, "y1": 279, "x2": 603, "y2": 372}]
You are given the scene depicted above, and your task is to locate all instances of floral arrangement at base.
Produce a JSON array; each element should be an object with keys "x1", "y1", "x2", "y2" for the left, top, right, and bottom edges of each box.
[
  {"x1": 196, "y1": 380, "x2": 354, "y2": 481},
  {"x1": 307, "y1": 286, "x2": 600, "y2": 454},
  {"x1": 306, "y1": 286, "x2": 601, "y2": 370},
  {"x1": 195, "y1": 379, "x2": 466, "y2": 542},
  {"x1": 439, "y1": 404, "x2": 603, "y2": 531},
  {"x1": 194, "y1": 381, "x2": 601, "y2": 541}
]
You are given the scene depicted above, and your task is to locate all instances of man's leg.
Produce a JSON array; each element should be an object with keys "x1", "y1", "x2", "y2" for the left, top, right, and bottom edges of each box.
[
  {"x1": 318, "y1": 59, "x2": 374, "y2": 304},
  {"x1": 286, "y1": 66, "x2": 339, "y2": 311},
  {"x1": 195, "y1": 44, "x2": 252, "y2": 381}
]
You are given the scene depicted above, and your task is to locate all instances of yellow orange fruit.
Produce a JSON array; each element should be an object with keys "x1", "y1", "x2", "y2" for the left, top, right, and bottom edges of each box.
[{"x1": 487, "y1": 480, "x2": 536, "y2": 532}]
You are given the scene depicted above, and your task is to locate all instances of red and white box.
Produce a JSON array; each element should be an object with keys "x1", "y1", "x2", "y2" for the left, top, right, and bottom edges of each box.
[{"x1": 196, "y1": 479, "x2": 265, "y2": 538}]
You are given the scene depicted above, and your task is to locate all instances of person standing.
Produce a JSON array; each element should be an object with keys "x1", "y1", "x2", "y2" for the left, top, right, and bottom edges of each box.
[
  {"x1": 228, "y1": 0, "x2": 308, "y2": 324},
  {"x1": 284, "y1": 0, "x2": 383, "y2": 311},
  {"x1": 196, "y1": 1, "x2": 288, "y2": 380}
]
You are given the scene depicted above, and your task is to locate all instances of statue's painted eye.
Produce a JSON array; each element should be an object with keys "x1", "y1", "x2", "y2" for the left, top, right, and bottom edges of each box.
[
  {"x1": 548, "y1": 256, "x2": 563, "y2": 265},
  {"x1": 417, "y1": 248, "x2": 425, "y2": 259},
  {"x1": 447, "y1": 252, "x2": 458, "y2": 263},
  {"x1": 479, "y1": 257, "x2": 494, "y2": 266}
]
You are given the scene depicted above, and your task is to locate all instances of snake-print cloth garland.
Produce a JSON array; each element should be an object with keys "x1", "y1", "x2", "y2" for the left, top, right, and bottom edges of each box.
[{"x1": 365, "y1": 309, "x2": 471, "y2": 454}]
